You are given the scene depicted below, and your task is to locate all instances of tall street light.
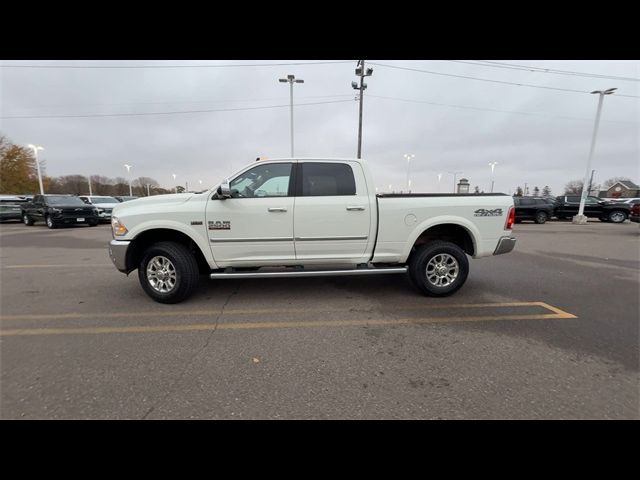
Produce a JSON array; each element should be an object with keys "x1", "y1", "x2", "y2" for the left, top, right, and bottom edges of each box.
[
  {"x1": 279, "y1": 74, "x2": 304, "y2": 157},
  {"x1": 437, "y1": 173, "x2": 442, "y2": 192},
  {"x1": 404, "y1": 154, "x2": 415, "y2": 192},
  {"x1": 87, "y1": 175, "x2": 93, "y2": 196},
  {"x1": 574, "y1": 87, "x2": 617, "y2": 224},
  {"x1": 352, "y1": 60, "x2": 373, "y2": 159},
  {"x1": 448, "y1": 171, "x2": 463, "y2": 193},
  {"x1": 172, "y1": 173, "x2": 177, "y2": 193},
  {"x1": 488, "y1": 161, "x2": 498, "y2": 193},
  {"x1": 124, "y1": 164, "x2": 133, "y2": 196},
  {"x1": 27, "y1": 144, "x2": 45, "y2": 194}
]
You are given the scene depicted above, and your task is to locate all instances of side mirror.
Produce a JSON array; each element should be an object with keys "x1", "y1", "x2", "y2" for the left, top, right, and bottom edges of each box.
[{"x1": 217, "y1": 179, "x2": 232, "y2": 199}]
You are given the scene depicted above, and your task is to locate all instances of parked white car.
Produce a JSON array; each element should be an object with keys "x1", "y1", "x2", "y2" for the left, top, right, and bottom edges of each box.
[
  {"x1": 79, "y1": 196, "x2": 120, "y2": 222},
  {"x1": 108, "y1": 158, "x2": 516, "y2": 303}
]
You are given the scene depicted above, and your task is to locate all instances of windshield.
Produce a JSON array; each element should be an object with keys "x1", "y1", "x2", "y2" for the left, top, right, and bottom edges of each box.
[
  {"x1": 91, "y1": 196, "x2": 118, "y2": 203},
  {"x1": 47, "y1": 196, "x2": 88, "y2": 206}
]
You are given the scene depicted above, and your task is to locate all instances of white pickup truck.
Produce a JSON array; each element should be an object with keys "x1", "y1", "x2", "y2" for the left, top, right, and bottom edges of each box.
[{"x1": 109, "y1": 158, "x2": 516, "y2": 303}]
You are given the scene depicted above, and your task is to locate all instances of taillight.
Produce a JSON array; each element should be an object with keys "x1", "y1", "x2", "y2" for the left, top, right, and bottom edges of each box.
[{"x1": 505, "y1": 206, "x2": 515, "y2": 230}]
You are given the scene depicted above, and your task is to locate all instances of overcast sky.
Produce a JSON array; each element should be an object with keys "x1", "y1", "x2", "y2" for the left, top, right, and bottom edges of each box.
[{"x1": 1, "y1": 60, "x2": 638, "y2": 195}]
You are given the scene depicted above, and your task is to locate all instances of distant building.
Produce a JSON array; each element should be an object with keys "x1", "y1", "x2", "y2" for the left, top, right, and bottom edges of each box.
[{"x1": 598, "y1": 180, "x2": 640, "y2": 198}]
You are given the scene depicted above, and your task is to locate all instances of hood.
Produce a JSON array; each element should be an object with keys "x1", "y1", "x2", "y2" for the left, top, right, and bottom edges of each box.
[
  {"x1": 112, "y1": 192, "x2": 197, "y2": 215},
  {"x1": 92, "y1": 202, "x2": 119, "y2": 208}
]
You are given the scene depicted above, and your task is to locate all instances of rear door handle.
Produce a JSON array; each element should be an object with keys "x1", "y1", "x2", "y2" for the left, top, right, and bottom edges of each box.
[
  {"x1": 268, "y1": 207, "x2": 287, "y2": 212},
  {"x1": 346, "y1": 206, "x2": 365, "y2": 211}
]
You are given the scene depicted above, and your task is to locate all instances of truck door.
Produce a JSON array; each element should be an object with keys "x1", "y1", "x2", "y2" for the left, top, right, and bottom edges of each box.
[
  {"x1": 206, "y1": 161, "x2": 296, "y2": 266},
  {"x1": 293, "y1": 161, "x2": 372, "y2": 262}
]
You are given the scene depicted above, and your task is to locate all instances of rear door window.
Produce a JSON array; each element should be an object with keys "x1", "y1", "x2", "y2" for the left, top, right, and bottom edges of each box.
[{"x1": 299, "y1": 163, "x2": 356, "y2": 196}]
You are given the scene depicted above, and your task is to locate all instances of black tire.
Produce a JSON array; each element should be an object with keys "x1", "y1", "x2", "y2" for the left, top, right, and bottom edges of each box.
[
  {"x1": 608, "y1": 210, "x2": 627, "y2": 223},
  {"x1": 408, "y1": 241, "x2": 469, "y2": 297},
  {"x1": 45, "y1": 215, "x2": 57, "y2": 229},
  {"x1": 534, "y1": 211, "x2": 548, "y2": 224},
  {"x1": 22, "y1": 213, "x2": 34, "y2": 226},
  {"x1": 138, "y1": 241, "x2": 200, "y2": 304}
]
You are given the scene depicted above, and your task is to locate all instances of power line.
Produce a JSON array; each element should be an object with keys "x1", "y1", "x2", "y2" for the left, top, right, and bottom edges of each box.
[
  {"x1": 368, "y1": 62, "x2": 640, "y2": 99},
  {"x1": 0, "y1": 99, "x2": 354, "y2": 119},
  {"x1": 0, "y1": 61, "x2": 353, "y2": 69},
  {"x1": 366, "y1": 94, "x2": 637, "y2": 124},
  {"x1": 448, "y1": 60, "x2": 640, "y2": 82},
  {"x1": 5, "y1": 94, "x2": 355, "y2": 112}
]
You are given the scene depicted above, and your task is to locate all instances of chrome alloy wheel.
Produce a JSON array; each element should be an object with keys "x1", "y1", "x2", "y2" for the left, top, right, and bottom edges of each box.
[
  {"x1": 610, "y1": 211, "x2": 625, "y2": 223},
  {"x1": 146, "y1": 256, "x2": 177, "y2": 293},
  {"x1": 425, "y1": 253, "x2": 459, "y2": 287}
]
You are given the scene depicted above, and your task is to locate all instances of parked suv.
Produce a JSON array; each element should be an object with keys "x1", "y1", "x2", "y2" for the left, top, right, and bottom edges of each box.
[
  {"x1": 79, "y1": 195, "x2": 120, "y2": 222},
  {"x1": 554, "y1": 195, "x2": 630, "y2": 223},
  {"x1": 0, "y1": 195, "x2": 31, "y2": 222},
  {"x1": 513, "y1": 196, "x2": 554, "y2": 224},
  {"x1": 21, "y1": 194, "x2": 100, "y2": 228}
]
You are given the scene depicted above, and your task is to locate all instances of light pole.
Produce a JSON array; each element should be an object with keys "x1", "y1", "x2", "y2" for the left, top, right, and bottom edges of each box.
[
  {"x1": 437, "y1": 173, "x2": 442, "y2": 192},
  {"x1": 488, "y1": 161, "x2": 498, "y2": 193},
  {"x1": 448, "y1": 171, "x2": 463, "y2": 193},
  {"x1": 87, "y1": 175, "x2": 93, "y2": 196},
  {"x1": 146, "y1": 184, "x2": 151, "y2": 196},
  {"x1": 279, "y1": 74, "x2": 304, "y2": 157},
  {"x1": 404, "y1": 154, "x2": 415, "y2": 192},
  {"x1": 172, "y1": 174, "x2": 177, "y2": 193},
  {"x1": 124, "y1": 164, "x2": 133, "y2": 196},
  {"x1": 352, "y1": 60, "x2": 373, "y2": 159},
  {"x1": 27, "y1": 144, "x2": 45, "y2": 194},
  {"x1": 574, "y1": 88, "x2": 617, "y2": 224}
]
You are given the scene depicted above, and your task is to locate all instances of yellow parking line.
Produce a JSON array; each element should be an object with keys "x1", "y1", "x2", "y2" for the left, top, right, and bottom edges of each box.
[
  {"x1": 1, "y1": 264, "x2": 113, "y2": 269},
  {"x1": 534, "y1": 302, "x2": 577, "y2": 318},
  {"x1": 0, "y1": 301, "x2": 565, "y2": 322},
  {"x1": 0, "y1": 312, "x2": 574, "y2": 337}
]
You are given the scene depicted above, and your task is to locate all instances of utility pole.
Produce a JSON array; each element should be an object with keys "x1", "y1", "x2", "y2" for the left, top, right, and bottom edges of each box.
[
  {"x1": 404, "y1": 154, "x2": 415, "y2": 192},
  {"x1": 588, "y1": 169, "x2": 596, "y2": 196},
  {"x1": 279, "y1": 74, "x2": 304, "y2": 157},
  {"x1": 352, "y1": 60, "x2": 373, "y2": 159},
  {"x1": 488, "y1": 161, "x2": 498, "y2": 193},
  {"x1": 574, "y1": 88, "x2": 617, "y2": 224},
  {"x1": 27, "y1": 144, "x2": 45, "y2": 194},
  {"x1": 88, "y1": 175, "x2": 93, "y2": 196},
  {"x1": 124, "y1": 164, "x2": 133, "y2": 196}
]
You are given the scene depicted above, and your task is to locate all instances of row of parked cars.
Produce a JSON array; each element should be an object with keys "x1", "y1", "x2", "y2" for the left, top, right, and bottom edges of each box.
[
  {"x1": 0, "y1": 194, "x2": 138, "y2": 228},
  {"x1": 514, "y1": 195, "x2": 639, "y2": 224}
]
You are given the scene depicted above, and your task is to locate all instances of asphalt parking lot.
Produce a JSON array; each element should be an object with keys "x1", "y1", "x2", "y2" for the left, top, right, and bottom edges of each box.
[{"x1": 0, "y1": 219, "x2": 638, "y2": 419}]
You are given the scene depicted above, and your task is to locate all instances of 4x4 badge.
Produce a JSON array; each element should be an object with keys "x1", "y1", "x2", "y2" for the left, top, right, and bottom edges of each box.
[{"x1": 474, "y1": 208, "x2": 503, "y2": 216}]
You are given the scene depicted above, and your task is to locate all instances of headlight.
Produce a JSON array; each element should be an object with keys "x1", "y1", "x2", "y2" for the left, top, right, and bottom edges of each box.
[{"x1": 111, "y1": 216, "x2": 128, "y2": 236}]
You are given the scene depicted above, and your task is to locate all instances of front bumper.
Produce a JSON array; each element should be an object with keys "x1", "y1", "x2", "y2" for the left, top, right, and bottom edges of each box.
[
  {"x1": 630, "y1": 215, "x2": 639, "y2": 224},
  {"x1": 493, "y1": 236, "x2": 516, "y2": 255},
  {"x1": 109, "y1": 239, "x2": 131, "y2": 273}
]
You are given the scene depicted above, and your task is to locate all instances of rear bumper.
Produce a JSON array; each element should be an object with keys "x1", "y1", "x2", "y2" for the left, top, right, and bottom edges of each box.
[
  {"x1": 109, "y1": 239, "x2": 131, "y2": 273},
  {"x1": 493, "y1": 236, "x2": 516, "y2": 255}
]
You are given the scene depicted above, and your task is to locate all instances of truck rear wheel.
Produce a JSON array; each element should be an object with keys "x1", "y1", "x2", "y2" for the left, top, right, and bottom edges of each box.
[
  {"x1": 23, "y1": 213, "x2": 34, "y2": 226},
  {"x1": 138, "y1": 241, "x2": 200, "y2": 304},
  {"x1": 408, "y1": 241, "x2": 469, "y2": 297}
]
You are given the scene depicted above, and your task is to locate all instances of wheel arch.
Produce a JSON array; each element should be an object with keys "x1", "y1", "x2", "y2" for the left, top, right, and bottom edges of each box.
[
  {"x1": 125, "y1": 228, "x2": 211, "y2": 274},
  {"x1": 404, "y1": 221, "x2": 477, "y2": 264}
]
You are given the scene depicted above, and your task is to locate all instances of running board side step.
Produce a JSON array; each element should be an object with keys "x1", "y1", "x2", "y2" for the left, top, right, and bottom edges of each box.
[{"x1": 210, "y1": 267, "x2": 408, "y2": 279}]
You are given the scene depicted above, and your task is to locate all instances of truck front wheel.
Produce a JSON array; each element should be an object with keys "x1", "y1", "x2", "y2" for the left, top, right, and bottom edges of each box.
[
  {"x1": 408, "y1": 241, "x2": 469, "y2": 297},
  {"x1": 138, "y1": 241, "x2": 200, "y2": 304}
]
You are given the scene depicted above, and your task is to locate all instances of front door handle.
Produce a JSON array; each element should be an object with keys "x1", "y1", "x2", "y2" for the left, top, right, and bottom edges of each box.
[
  {"x1": 346, "y1": 206, "x2": 365, "y2": 211},
  {"x1": 268, "y1": 207, "x2": 288, "y2": 212}
]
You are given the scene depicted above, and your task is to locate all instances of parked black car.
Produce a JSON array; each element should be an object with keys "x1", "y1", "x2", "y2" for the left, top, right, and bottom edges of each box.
[
  {"x1": 513, "y1": 196, "x2": 555, "y2": 224},
  {"x1": 553, "y1": 195, "x2": 630, "y2": 223},
  {"x1": 0, "y1": 195, "x2": 31, "y2": 222},
  {"x1": 21, "y1": 194, "x2": 100, "y2": 228},
  {"x1": 630, "y1": 201, "x2": 640, "y2": 224}
]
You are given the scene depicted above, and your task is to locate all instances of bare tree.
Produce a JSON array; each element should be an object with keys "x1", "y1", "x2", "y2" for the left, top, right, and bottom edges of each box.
[{"x1": 564, "y1": 180, "x2": 584, "y2": 195}]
